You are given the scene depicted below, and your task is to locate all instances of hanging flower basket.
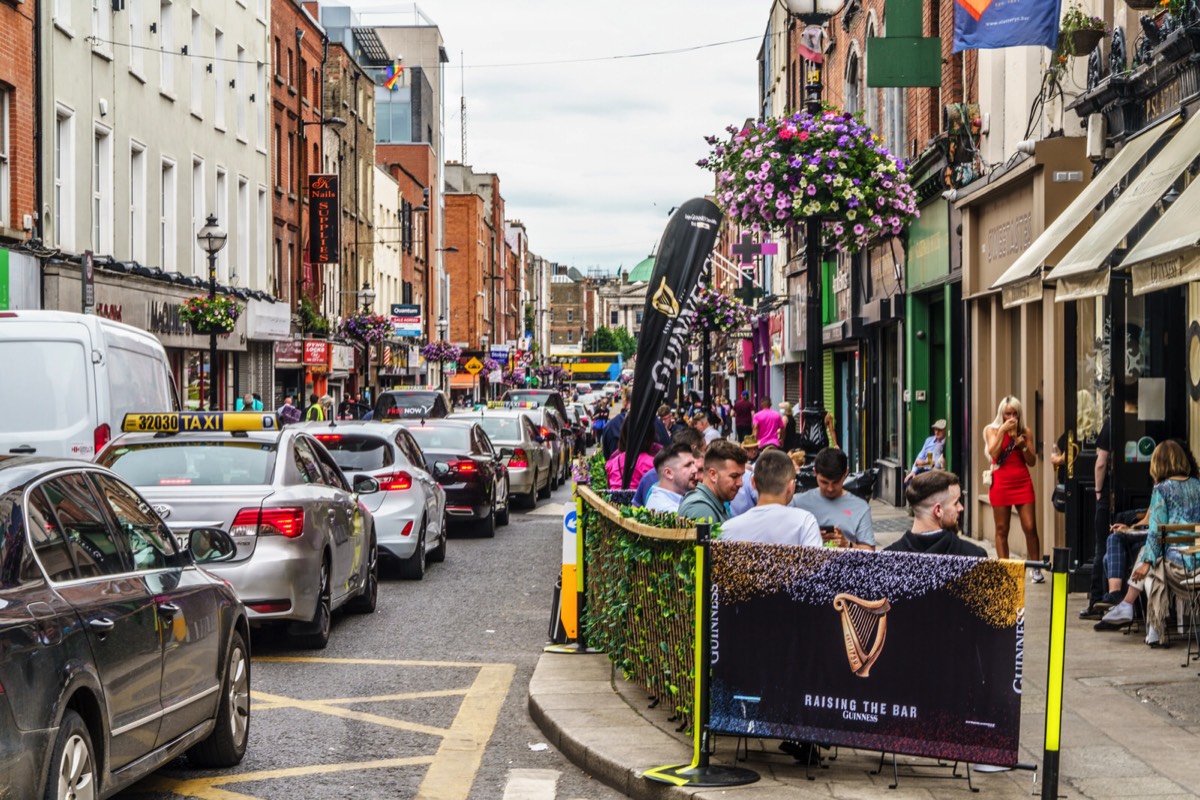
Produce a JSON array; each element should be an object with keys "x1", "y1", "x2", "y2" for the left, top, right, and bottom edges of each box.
[
  {"x1": 686, "y1": 286, "x2": 753, "y2": 346},
  {"x1": 180, "y1": 295, "x2": 241, "y2": 335},
  {"x1": 700, "y1": 110, "x2": 918, "y2": 253},
  {"x1": 1069, "y1": 28, "x2": 1105, "y2": 56},
  {"x1": 1125, "y1": 0, "x2": 1159, "y2": 8},
  {"x1": 420, "y1": 340, "x2": 462, "y2": 363},
  {"x1": 337, "y1": 310, "x2": 394, "y2": 344},
  {"x1": 482, "y1": 357, "x2": 501, "y2": 372}
]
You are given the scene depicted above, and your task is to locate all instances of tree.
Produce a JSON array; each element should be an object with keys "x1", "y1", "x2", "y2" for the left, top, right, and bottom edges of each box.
[
  {"x1": 611, "y1": 326, "x2": 637, "y2": 360},
  {"x1": 589, "y1": 325, "x2": 618, "y2": 352}
]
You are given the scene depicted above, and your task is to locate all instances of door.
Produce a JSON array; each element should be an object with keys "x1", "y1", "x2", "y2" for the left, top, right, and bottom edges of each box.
[
  {"x1": 398, "y1": 430, "x2": 441, "y2": 539},
  {"x1": 297, "y1": 437, "x2": 360, "y2": 604},
  {"x1": 92, "y1": 473, "x2": 222, "y2": 747},
  {"x1": 33, "y1": 473, "x2": 164, "y2": 769}
]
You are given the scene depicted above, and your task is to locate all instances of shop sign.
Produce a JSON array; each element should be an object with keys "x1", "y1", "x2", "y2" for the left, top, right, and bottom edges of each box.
[
  {"x1": 1054, "y1": 271, "x2": 1110, "y2": 303},
  {"x1": 246, "y1": 298, "x2": 292, "y2": 341},
  {"x1": 975, "y1": 183, "x2": 1036, "y2": 290},
  {"x1": 1000, "y1": 275, "x2": 1044, "y2": 309},
  {"x1": 308, "y1": 174, "x2": 339, "y2": 265},
  {"x1": 303, "y1": 340, "x2": 329, "y2": 366},
  {"x1": 907, "y1": 198, "x2": 950, "y2": 289},
  {"x1": 1132, "y1": 250, "x2": 1200, "y2": 296},
  {"x1": 390, "y1": 303, "x2": 422, "y2": 338},
  {"x1": 275, "y1": 340, "x2": 303, "y2": 365},
  {"x1": 330, "y1": 343, "x2": 355, "y2": 372}
]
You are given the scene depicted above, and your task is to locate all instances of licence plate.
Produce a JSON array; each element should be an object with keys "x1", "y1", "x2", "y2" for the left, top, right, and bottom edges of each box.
[{"x1": 174, "y1": 533, "x2": 190, "y2": 553}]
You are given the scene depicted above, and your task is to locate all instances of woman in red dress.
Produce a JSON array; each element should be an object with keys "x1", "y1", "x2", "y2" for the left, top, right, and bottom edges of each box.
[{"x1": 984, "y1": 396, "x2": 1043, "y2": 582}]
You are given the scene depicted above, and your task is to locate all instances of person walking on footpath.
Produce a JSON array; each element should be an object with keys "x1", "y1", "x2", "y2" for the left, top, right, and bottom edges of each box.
[
  {"x1": 277, "y1": 395, "x2": 301, "y2": 425},
  {"x1": 304, "y1": 392, "x2": 325, "y2": 421},
  {"x1": 733, "y1": 390, "x2": 755, "y2": 442},
  {"x1": 752, "y1": 397, "x2": 783, "y2": 449},
  {"x1": 983, "y1": 396, "x2": 1043, "y2": 582}
]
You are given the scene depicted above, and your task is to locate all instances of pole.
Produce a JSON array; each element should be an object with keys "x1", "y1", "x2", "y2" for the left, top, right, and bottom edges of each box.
[
  {"x1": 702, "y1": 328, "x2": 712, "y2": 413},
  {"x1": 798, "y1": 48, "x2": 829, "y2": 453},
  {"x1": 208, "y1": 251, "x2": 219, "y2": 410},
  {"x1": 1041, "y1": 547, "x2": 1069, "y2": 800}
]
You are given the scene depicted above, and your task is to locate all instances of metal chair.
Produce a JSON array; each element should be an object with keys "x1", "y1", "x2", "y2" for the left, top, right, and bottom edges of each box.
[{"x1": 1156, "y1": 524, "x2": 1200, "y2": 656}]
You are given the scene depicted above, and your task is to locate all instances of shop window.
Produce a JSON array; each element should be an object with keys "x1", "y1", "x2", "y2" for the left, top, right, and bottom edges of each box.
[{"x1": 1074, "y1": 297, "x2": 1106, "y2": 446}]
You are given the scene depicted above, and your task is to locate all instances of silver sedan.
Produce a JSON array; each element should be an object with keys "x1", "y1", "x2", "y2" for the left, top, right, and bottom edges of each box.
[
  {"x1": 448, "y1": 410, "x2": 552, "y2": 508},
  {"x1": 98, "y1": 424, "x2": 379, "y2": 649},
  {"x1": 298, "y1": 421, "x2": 447, "y2": 580}
]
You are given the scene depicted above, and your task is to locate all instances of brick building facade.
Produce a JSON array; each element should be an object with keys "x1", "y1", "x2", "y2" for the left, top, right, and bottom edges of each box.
[{"x1": 0, "y1": 0, "x2": 35, "y2": 244}]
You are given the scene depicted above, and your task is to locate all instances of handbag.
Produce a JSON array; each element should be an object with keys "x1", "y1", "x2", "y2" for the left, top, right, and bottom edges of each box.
[
  {"x1": 1052, "y1": 482, "x2": 1067, "y2": 513},
  {"x1": 982, "y1": 467, "x2": 993, "y2": 488}
]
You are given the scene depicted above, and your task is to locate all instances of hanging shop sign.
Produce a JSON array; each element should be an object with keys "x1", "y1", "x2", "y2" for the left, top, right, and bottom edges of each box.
[
  {"x1": 275, "y1": 340, "x2": 303, "y2": 366},
  {"x1": 308, "y1": 174, "x2": 340, "y2": 265}
]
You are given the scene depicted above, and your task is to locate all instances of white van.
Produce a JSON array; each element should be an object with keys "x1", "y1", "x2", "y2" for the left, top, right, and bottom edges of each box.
[{"x1": 0, "y1": 310, "x2": 177, "y2": 459}]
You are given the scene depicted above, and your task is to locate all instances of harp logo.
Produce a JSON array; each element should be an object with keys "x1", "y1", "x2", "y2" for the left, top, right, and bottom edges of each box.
[
  {"x1": 832, "y1": 593, "x2": 891, "y2": 678},
  {"x1": 650, "y1": 277, "x2": 682, "y2": 318}
]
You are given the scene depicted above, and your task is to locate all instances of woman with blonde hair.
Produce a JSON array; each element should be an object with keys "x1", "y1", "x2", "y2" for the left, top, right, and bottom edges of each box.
[{"x1": 983, "y1": 396, "x2": 1043, "y2": 581}]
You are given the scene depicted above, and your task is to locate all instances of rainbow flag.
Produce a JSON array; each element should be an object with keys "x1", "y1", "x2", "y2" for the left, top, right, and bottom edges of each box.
[{"x1": 384, "y1": 62, "x2": 403, "y2": 90}]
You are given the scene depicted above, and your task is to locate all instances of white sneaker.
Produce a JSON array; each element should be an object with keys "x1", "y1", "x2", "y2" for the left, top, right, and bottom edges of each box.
[
  {"x1": 1102, "y1": 602, "x2": 1134, "y2": 625},
  {"x1": 1031, "y1": 568, "x2": 1045, "y2": 584},
  {"x1": 1146, "y1": 624, "x2": 1161, "y2": 647},
  {"x1": 974, "y1": 764, "x2": 1012, "y2": 773}
]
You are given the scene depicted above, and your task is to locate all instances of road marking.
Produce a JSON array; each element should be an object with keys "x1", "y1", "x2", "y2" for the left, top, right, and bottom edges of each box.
[
  {"x1": 255, "y1": 655, "x2": 509, "y2": 668},
  {"x1": 528, "y1": 503, "x2": 566, "y2": 516},
  {"x1": 502, "y1": 768, "x2": 560, "y2": 800},
  {"x1": 252, "y1": 690, "x2": 451, "y2": 738},
  {"x1": 140, "y1": 755, "x2": 435, "y2": 799},
  {"x1": 416, "y1": 663, "x2": 516, "y2": 800}
]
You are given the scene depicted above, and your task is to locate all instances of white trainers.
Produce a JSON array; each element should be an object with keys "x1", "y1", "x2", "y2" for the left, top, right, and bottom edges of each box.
[
  {"x1": 1101, "y1": 602, "x2": 1134, "y2": 625},
  {"x1": 1031, "y1": 568, "x2": 1045, "y2": 584},
  {"x1": 1146, "y1": 624, "x2": 1161, "y2": 647}
]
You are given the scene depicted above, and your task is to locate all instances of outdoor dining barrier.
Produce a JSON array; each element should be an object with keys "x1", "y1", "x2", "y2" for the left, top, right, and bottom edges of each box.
[{"x1": 564, "y1": 486, "x2": 1069, "y2": 796}]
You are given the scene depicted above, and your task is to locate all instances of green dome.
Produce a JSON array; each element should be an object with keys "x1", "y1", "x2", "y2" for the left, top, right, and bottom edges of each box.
[{"x1": 628, "y1": 256, "x2": 655, "y2": 283}]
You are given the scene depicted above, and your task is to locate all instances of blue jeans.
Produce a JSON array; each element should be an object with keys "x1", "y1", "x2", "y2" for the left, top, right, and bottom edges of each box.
[{"x1": 1103, "y1": 531, "x2": 1148, "y2": 586}]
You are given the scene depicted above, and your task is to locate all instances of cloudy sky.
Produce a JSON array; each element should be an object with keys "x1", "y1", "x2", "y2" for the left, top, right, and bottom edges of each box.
[{"x1": 345, "y1": 0, "x2": 765, "y2": 275}]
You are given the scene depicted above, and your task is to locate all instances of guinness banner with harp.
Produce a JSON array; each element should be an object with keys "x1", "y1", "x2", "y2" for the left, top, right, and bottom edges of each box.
[
  {"x1": 709, "y1": 543, "x2": 1026, "y2": 766},
  {"x1": 619, "y1": 198, "x2": 723, "y2": 489}
]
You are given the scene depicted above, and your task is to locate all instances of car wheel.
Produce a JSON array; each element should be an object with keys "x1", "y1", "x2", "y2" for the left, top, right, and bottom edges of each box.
[
  {"x1": 44, "y1": 709, "x2": 95, "y2": 800},
  {"x1": 398, "y1": 521, "x2": 426, "y2": 580},
  {"x1": 348, "y1": 533, "x2": 379, "y2": 613},
  {"x1": 428, "y1": 521, "x2": 447, "y2": 563},
  {"x1": 536, "y1": 468, "x2": 552, "y2": 500},
  {"x1": 497, "y1": 481, "x2": 511, "y2": 526},
  {"x1": 523, "y1": 469, "x2": 540, "y2": 508},
  {"x1": 477, "y1": 505, "x2": 496, "y2": 538},
  {"x1": 291, "y1": 558, "x2": 332, "y2": 649},
  {"x1": 189, "y1": 629, "x2": 250, "y2": 767}
]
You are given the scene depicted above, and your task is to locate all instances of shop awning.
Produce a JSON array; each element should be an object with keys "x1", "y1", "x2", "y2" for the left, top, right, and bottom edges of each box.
[
  {"x1": 1120, "y1": 165, "x2": 1200, "y2": 295},
  {"x1": 449, "y1": 373, "x2": 478, "y2": 388},
  {"x1": 990, "y1": 116, "x2": 1176, "y2": 307},
  {"x1": 1046, "y1": 111, "x2": 1200, "y2": 302}
]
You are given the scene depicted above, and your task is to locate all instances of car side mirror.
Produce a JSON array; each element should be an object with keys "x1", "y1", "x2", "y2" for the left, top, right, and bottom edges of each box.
[
  {"x1": 499, "y1": 446, "x2": 514, "y2": 457},
  {"x1": 188, "y1": 528, "x2": 237, "y2": 564},
  {"x1": 433, "y1": 461, "x2": 450, "y2": 478},
  {"x1": 353, "y1": 475, "x2": 380, "y2": 494}
]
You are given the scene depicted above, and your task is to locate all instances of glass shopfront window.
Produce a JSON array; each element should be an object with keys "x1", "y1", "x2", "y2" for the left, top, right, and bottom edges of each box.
[{"x1": 1073, "y1": 297, "x2": 1107, "y2": 447}]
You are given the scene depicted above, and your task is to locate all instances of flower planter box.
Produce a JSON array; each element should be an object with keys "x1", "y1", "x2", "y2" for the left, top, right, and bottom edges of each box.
[
  {"x1": 190, "y1": 321, "x2": 236, "y2": 336},
  {"x1": 1069, "y1": 29, "x2": 1105, "y2": 56}
]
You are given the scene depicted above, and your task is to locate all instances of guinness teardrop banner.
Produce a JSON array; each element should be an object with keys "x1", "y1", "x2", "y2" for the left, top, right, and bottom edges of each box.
[
  {"x1": 708, "y1": 543, "x2": 1026, "y2": 767},
  {"x1": 620, "y1": 198, "x2": 723, "y2": 489}
]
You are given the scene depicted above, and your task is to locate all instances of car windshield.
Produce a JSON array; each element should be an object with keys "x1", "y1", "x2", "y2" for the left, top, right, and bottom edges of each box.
[
  {"x1": 406, "y1": 426, "x2": 470, "y2": 451},
  {"x1": 99, "y1": 441, "x2": 277, "y2": 486},
  {"x1": 472, "y1": 416, "x2": 522, "y2": 443},
  {"x1": 313, "y1": 434, "x2": 393, "y2": 471}
]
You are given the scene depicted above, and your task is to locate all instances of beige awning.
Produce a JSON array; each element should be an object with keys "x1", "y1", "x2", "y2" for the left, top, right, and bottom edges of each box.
[
  {"x1": 990, "y1": 116, "x2": 1176, "y2": 299},
  {"x1": 1048, "y1": 111, "x2": 1200, "y2": 301},
  {"x1": 1121, "y1": 164, "x2": 1200, "y2": 295}
]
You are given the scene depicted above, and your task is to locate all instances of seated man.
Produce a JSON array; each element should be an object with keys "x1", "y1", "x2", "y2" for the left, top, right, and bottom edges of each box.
[
  {"x1": 678, "y1": 440, "x2": 747, "y2": 525},
  {"x1": 791, "y1": 447, "x2": 876, "y2": 550},
  {"x1": 904, "y1": 419, "x2": 946, "y2": 485},
  {"x1": 719, "y1": 449, "x2": 821, "y2": 547},
  {"x1": 645, "y1": 442, "x2": 700, "y2": 513},
  {"x1": 633, "y1": 427, "x2": 705, "y2": 506},
  {"x1": 885, "y1": 470, "x2": 985, "y2": 557}
]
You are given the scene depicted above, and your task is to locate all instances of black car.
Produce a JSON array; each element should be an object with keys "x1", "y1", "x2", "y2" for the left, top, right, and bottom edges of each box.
[
  {"x1": 0, "y1": 457, "x2": 250, "y2": 799},
  {"x1": 375, "y1": 389, "x2": 452, "y2": 420},
  {"x1": 398, "y1": 420, "x2": 510, "y2": 537}
]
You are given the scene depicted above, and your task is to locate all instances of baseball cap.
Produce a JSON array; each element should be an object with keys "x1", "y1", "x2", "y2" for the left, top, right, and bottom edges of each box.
[{"x1": 932, "y1": 419, "x2": 947, "y2": 430}]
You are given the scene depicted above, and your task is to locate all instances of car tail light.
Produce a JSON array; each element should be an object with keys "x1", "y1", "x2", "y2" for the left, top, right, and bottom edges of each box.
[
  {"x1": 509, "y1": 448, "x2": 529, "y2": 469},
  {"x1": 449, "y1": 460, "x2": 477, "y2": 474},
  {"x1": 400, "y1": 520, "x2": 414, "y2": 537},
  {"x1": 94, "y1": 423, "x2": 111, "y2": 453},
  {"x1": 232, "y1": 507, "x2": 304, "y2": 538},
  {"x1": 539, "y1": 427, "x2": 551, "y2": 438},
  {"x1": 314, "y1": 434, "x2": 342, "y2": 442},
  {"x1": 378, "y1": 471, "x2": 413, "y2": 491}
]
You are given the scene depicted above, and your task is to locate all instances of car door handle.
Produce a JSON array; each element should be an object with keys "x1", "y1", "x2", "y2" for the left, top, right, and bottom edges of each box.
[
  {"x1": 88, "y1": 617, "x2": 115, "y2": 633},
  {"x1": 157, "y1": 602, "x2": 181, "y2": 618},
  {"x1": 8, "y1": 445, "x2": 35, "y2": 454}
]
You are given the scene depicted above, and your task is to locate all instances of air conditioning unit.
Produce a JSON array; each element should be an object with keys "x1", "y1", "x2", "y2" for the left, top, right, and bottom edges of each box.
[{"x1": 1087, "y1": 113, "x2": 1107, "y2": 161}]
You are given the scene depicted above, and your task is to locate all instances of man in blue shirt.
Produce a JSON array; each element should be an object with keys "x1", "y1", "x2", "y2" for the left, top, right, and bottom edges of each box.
[{"x1": 905, "y1": 419, "x2": 946, "y2": 485}]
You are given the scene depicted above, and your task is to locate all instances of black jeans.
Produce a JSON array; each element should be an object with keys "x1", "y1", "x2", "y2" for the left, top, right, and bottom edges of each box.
[{"x1": 1089, "y1": 492, "x2": 1110, "y2": 604}]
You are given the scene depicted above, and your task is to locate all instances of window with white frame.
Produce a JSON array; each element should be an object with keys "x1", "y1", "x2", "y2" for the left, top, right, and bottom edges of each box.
[
  {"x1": 54, "y1": 0, "x2": 71, "y2": 27},
  {"x1": 214, "y1": 30, "x2": 225, "y2": 130},
  {"x1": 130, "y1": 142, "x2": 147, "y2": 262},
  {"x1": 192, "y1": 156, "x2": 204, "y2": 273},
  {"x1": 237, "y1": 177, "x2": 249, "y2": 284},
  {"x1": 0, "y1": 87, "x2": 9, "y2": 229},
  {"x1": 256, "y1": 62, "x2": 266, "y2": 151},
  {"x1": 236, "y1": 46, "x2": 247, "y2": 140},
  {"x1": 54, "y1": 109, "x2": 75, "y2": 250},
  {"x1": 160, "y1": 2, "x2": 174, "y2": 94},
  {"x1": 92, "y1": 0, "x2": 112, "y2": 55},
  {"x1": 885, "y1": 87, "x2": 907, "y2": 161},
  {"x1": 215, "y1": 167, "x2": 228, "y2": 281},
  {"x1": 160, "y1": 157, "x2": 176, "y2": 269},
  {"x1": 128, "y1": 0, "x2": 144, "y2": 75},
  {"x1": 864, "y1": 22, "x2": 879, "y2": 135},
  {"x1": 93, "y1": 125, "x2": 113, "y2": 254},
  {"x1": 845, "y1": 50, "x2": 861, "y2": 115},
  {"x1": 190, "y1": 11, "x2": 202, "y2": 116},
  {"x1": 566, "y1": 308, "x2": 573, "y2": 322},
  {"x1": 257, "y1": 186, "x2": 267, "y2": 291}
]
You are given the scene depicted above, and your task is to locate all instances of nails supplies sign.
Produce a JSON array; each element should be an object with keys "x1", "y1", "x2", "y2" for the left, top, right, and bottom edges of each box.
[{"x1": 308, "y1": 174, "x2": 340, "y2": 265}]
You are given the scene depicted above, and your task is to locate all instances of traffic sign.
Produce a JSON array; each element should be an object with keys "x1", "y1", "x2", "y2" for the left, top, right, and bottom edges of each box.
[{"x1": 463, "y1": 356, "x2": 484, "y2": 375}]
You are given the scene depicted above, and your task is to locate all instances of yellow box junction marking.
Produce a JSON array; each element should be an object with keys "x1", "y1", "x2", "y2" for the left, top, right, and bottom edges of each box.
[{"x1": 135, "y1": 657, "x2": 516, "y2": 800}]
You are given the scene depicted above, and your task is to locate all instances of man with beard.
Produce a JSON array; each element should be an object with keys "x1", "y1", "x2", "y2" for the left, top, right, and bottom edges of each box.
[
  {"x1": 885, "y1": 470, "x2": 985, "y2": 557},
  {"x1": 677, "y1": 440, "x2": 747, "y2": 524},
  {"x1": 645, "y1": 442, "x2": 701, "y2": 513}
]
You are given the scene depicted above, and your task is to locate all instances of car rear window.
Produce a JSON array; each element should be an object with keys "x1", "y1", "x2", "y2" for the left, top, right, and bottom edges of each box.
[
  {"x1": 505, "y1": 392, "x2": 546, "y2": 407},
  {"x1": 406, "y1": 426, "x2": 469, "y2": 451},
  {"x1": 0, "y1": 341, "x2": 89, "y2": 433},
  {"x1": 473, "y1": 416, "x2": 522, "y2": 442},
  {"x1": 99, "y1": 441, "x2": 277, "y2": 486},
  {"x1": 312, "y1": 434, "x2": 394, "y2": 471},
  {"x1": 378, "y1": 393, "x2": 440, "y2": 417}
]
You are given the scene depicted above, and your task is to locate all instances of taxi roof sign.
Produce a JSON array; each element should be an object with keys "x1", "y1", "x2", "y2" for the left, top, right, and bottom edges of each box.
[{"x1": 122, "y1": 412, "x2": 278, "y2": 434}]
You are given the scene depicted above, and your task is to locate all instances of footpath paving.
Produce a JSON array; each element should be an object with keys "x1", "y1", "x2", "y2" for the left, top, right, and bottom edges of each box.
[{"x1": 529, "y1": 500, "x2": 1200, "y2": 799}]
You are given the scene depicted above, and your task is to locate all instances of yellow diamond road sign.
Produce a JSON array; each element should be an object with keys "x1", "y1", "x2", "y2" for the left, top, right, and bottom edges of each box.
[{"x1": 464, "y1": 357, "x2": 484, "y2": 375}]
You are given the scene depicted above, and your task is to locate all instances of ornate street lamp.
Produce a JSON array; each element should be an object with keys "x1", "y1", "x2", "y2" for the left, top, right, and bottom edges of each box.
[{"x1": 196, "y1": 214, "x2": 228, "y2": 410}]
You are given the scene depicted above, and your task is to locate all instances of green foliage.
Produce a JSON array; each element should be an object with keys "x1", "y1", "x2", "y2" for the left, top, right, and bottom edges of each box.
[
  {"x1": 611, "y1": 326, "x2": 637, "y2": 360},
  {"x1": 298, "y1": 295, "x2": 330, "y2": 336},
  {"x1": 589, "y1": 325, "x2": 637, "y2": 360}
]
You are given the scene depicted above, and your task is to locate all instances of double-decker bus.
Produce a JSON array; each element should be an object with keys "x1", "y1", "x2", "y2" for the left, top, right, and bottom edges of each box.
[{"x1": 549, "y1": 351, "x2": 624, "y2": 384}]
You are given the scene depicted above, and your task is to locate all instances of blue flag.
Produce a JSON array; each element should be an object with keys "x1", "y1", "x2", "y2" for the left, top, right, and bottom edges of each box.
[{"x1": 952, "y1": 0, "x2": 1061, "y2": 53}]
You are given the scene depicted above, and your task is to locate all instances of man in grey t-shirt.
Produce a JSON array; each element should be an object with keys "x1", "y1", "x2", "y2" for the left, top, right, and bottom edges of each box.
[{"x1": 790, "y1": 448, "x2": 875, "y2": 549}]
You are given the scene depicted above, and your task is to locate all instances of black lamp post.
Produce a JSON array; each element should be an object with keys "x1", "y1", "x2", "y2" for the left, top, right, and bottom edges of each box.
[
  {"x1": 785, "y1": 0, "x2": 846, "y2": 451},
  {"x1": 435, "y1": 315, "x2": 449, "y2": 392},
  {"x1": 359, "y1": 281, "x2": 376, "y2": 405},
  {"x1": 196, "y1": 214, "x2": 228, "y2": 410}
]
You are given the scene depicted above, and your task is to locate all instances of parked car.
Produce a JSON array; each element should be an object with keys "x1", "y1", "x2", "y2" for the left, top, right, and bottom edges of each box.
[
  {"x1": 449, "y1": 409, "x2": 552, "y2": 508},
  {"x1": 398, "y1": 419, "x2": 510, "y2": 537},
  {"x1": 0, "y1": 310, "x2": 177, "y2": 459},
  {"x1": 0, "y1": 457, "x2": 249, "y2": 798},
  {"x1": 501, "y1": 389, "x2": 570, "y2": 421},
  {"x1": 301, "y1": 421, "x2": 447, "y2": 580},
  {"x1": 97, "y1": 411, "x2": 380, "y2": 649},
  {"x1": 374, "y1": 389, "x2": 452, "y2": 420}
]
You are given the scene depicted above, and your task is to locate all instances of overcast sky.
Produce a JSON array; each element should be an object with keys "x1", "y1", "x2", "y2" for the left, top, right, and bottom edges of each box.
[{"x1": 345, "y1": 0, "x2": 765, "y2": 275}]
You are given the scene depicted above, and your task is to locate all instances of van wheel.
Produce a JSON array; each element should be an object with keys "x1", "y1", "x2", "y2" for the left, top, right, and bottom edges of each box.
[
  {"x1": 44, "y1": 710, "x2": 95, "y2": 800},
  {"x1": 189, "y1": 629, "x2": 250, "y2": 767}
]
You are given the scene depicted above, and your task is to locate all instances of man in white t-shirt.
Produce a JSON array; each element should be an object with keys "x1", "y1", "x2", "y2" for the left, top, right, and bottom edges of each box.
[
  {"x1": 646, "y1": 442, "x2": 700, "y2": 513},
  {"x1": 720, "y1": 449, "x2": 821, "y2": 547}
]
